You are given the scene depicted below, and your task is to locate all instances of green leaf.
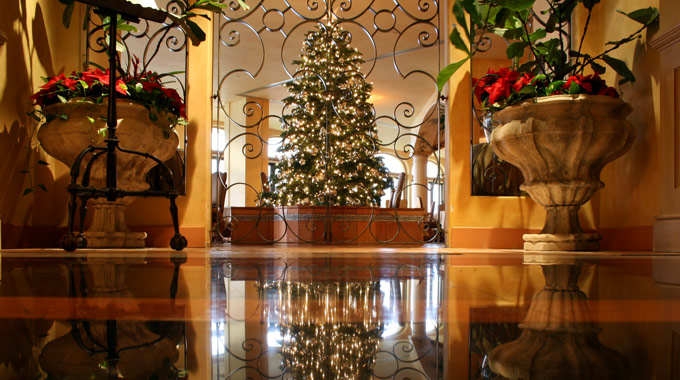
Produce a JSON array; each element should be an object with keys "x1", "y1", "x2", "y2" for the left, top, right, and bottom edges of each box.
[
  {"x1": 517, "y1": 60, "x2": 537, "y2": 73},
  {"x1": 61, "y1": 1, "x2": 75, "y2": 28},
  {"x1": 547, "y1": 80, "x2": 566, "y2": 94},
  {"x1": 105, "y1": 35, "x2": 126, "y2": 53},
  {"x1": 58, "y1": 113, "x2": 68, "y2": 120},
  {"x1": 78, "y1": 80, "x2": 89, "y2": 89},
  {"x1": 500, "y1": 27, "x2": 524, "y2": 40},
  {"x1": 57, "y1": 94, "x2": 68, "y2": 103},
  {"x1": 87, "y1": 61, "x2": 106, "y2": 71},
  {"x1": 617, "y1": 7, "x2": 659, "y2": 25},
  {"x1": 82, "y1": 5, "x2": 91, "y2": 30},
  {"x1": 603, "y1": 54, "x2": 635, "y2": 84},
  {"x1": 449, "y1": 28, "x2": 469, "y2": 54},
  {"x1": 591, "y1": 61, "x2": 606, "y2": 74},
  {"x1": 506, "y1": 41, "x2": 529, "y2": 59},
  {"x1": 605, "y1": 35, "x2": 638, "y2": 46},
  {"x1": 499, "y1": 0, "x2": 534, "y2": 11},
  {"x1": 461, "y1": 0, "x2": 481, "y2": 26},
  {"x1": 518, "y1": 84, "x2": 536, "y2": 94},
  {"x1": 23, "y1": 188, "x2": 33, "y2": 196},
  {"x1": 556, "y1": 0, "x2": 578, "y2": 23},
  {"x1": 38, "y1": 160, "x2": 49, "y2": 166},
  {"x1": 453, "y1": 1, "x2": 470, "y2": 39},
  {"x1": 436, "y1": 56, "x2": 470, "y2": 91},
  {"x1": 193, "y1": 2, "x2": 227, "y2": 13},
  {"x1": 545, "y1": 13, "x2": 557, "y2": 33},
  {"x1": 38, "y1": 184, "x2": 48, "y2": 192},
  {"x1": 184, "y1": 19, "x2": 206, "y2": 46},
  {"x1": 569, "y1": 81, "x2": 581, "y2": 94},
  {"x1": 528, "y1": 29, "x2": 547, "y2": 42},
  {"x1": 581, "y1": 0, "x2": 600, "y2": 10},
  {"x1": 236, "y1": 0, "x2": 250, "y2": 10},
  {"x1": 117, "y1": 23, "x2": 138, "y2": 33},
  {"x1": 87, "y1": 116, "x2": 95, "y2": 124},
  {"x1": 494, "y1": 8, "x2": 510, "y2": 27}
]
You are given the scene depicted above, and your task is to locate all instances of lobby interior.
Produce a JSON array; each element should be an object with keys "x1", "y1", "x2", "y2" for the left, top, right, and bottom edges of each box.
[{"x1": 1, "y1": 0, "x2": 680, "y2": 379}]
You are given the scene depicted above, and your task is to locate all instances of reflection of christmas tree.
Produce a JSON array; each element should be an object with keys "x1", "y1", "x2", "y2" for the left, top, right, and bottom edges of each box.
[
  {"x1": 271, "y1": 22, "x2": 391, "y2": 206},
  {"x1": 263, "y1": 281, "x2": 384, "y2": 380}
]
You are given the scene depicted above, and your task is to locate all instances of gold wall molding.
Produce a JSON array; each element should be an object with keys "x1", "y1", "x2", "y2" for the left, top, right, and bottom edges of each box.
[{"x1": 649, "y1": 23, "x2": 680, "y2": 51}]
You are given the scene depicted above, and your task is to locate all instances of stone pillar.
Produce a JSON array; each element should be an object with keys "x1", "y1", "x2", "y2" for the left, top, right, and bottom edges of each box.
[{"x1": 412, "y1": 154, "x2": 429, "y2": 210}]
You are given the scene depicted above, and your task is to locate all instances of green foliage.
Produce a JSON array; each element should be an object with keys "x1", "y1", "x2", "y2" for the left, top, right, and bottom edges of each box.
[
  {"x1": 437, "y1": 0, "x2": 659, "y2": 91},
  {"x1": 268, "y1": 23, "x2": 392, "y2": 206}
]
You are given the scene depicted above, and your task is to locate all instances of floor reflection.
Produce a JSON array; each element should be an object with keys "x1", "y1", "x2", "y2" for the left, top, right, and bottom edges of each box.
[
  {"x1": 1, "y1": 249, "x2": 680, "y2": 379},
  {"x1": 212, "y1": 257, "x2": 444, "y2": 380}
]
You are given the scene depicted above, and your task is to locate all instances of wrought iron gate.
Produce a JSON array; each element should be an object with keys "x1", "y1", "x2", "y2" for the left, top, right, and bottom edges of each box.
[{"x1": 213, "y1": 0, "x2": 446, "y2": 244}]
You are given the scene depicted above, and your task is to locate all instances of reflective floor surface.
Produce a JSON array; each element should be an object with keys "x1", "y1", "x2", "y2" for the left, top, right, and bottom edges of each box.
[{"x1": 1, "y1": 247, "x2": 679, "y2": 380}]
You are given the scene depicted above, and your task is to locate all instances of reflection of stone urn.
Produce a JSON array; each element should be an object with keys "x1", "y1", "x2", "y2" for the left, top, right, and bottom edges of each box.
[
  {"x1": 39, "y1": 256, "x2": 180, "y2": 380},
  {"x1": 491, "y1": 95, "x2": 636, "y2": 251},
  {"x1": 38, "y1": 100, "x2": 179, "y2": 248},
  {"x1": 488, "y1": 258, "x2": 629, "y2": 379}
]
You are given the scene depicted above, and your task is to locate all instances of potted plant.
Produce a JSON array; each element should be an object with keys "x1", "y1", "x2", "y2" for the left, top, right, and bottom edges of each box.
[
  {"x1": 437, "y1": 0, "x2": 658, "y2": 251},
  {"x1": 30, "y1": 0, "x2": 248, "y2": 248}
]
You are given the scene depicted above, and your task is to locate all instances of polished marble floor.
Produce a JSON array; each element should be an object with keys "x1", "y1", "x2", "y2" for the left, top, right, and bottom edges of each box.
[{"x1": 1, "y1": 246, "x2": 679, "y2": 379}]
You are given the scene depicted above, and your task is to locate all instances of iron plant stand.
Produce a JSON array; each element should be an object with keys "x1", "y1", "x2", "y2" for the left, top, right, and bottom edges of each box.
[{"x1": 61, "y1": 0, "x2": 187, "y2": 251}]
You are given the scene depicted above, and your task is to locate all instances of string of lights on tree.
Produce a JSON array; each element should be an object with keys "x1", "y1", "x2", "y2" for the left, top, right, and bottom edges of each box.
[
  {"x1": 260, "y1": 281, "x2": 384, "y2": 380},
  {"x1": 268, "y1": 22, "x2": 392, "y2": 206}
]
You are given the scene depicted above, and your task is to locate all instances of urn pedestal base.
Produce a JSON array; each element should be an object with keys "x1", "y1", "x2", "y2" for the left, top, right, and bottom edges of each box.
[
  {"x1": 523, "y1": 233, "x2": 600, "y2": 251},
  {"x1": 83, "y1": 201, "x2": 146, "y2": 248}
]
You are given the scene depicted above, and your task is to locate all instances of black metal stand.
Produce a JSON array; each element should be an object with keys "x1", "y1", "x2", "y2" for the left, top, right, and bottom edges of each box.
[{"x1": 61, "y1": 6, "x2": 186, "y2": 252}]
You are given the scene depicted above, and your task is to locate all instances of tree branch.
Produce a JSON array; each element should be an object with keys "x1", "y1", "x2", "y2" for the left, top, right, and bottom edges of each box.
[
  {"x1": 519, "y1": 12, "x2": 552, "y2": 77},
  {"x1": 575, "y1": 8, "x2": 592, "y2": 69},
  {"x1": 578, "y1": 21, "x2": 651, "y2": 74}
]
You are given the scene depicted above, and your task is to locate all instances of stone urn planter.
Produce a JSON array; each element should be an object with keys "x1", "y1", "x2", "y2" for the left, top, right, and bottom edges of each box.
[
  {"x1": 38, "y1": 100, "x2": 179, "y2": 248},
  {"x1": 490, "y1": 95, "x2": 636, "y2": 251}
]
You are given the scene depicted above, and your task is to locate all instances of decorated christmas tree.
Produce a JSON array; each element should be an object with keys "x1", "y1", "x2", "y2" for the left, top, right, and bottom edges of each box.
[{"x1": 270, "y1": 22, "x2": 391, "y2": 206}]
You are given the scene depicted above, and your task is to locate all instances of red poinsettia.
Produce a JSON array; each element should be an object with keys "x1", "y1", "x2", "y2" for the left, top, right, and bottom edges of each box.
[
  {"x1": 562, "y1": 73, "x2": 619, "y2": 98},
  {"x1": 473, "y1": 68, "x2": 620, "y2": 111},
  {"x1": 31, "y1": 65, "x2": 187, "y2": 121}
]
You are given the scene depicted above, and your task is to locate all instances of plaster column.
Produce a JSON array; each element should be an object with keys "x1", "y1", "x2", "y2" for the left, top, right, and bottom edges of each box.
[
  {"x1": 412, "y1": 154, "x2": 429, "y2": 210},
  {"x1": 651, "y1": 5, "x2": 680, "y2": 252}
]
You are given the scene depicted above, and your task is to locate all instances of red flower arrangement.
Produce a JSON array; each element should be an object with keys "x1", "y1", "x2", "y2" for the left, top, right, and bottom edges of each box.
[
  {"x1": 31, "y1": 61, "x2": 186, "y2": 125},
  {"x1": 473, "y1": 68, "x2": 619, "y2": 112}
]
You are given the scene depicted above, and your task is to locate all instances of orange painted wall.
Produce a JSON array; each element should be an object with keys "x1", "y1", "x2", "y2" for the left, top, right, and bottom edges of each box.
[{"x1": 0, "y1": 0, "x2": 82, "y2": 248}]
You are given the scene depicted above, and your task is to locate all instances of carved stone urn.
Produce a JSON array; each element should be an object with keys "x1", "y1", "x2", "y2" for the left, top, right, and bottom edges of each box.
[
  {"x1": 490, "y1": 95, "x2": 636, "y2": 251},
  {"x1": 488, "y1": 256, "x2": 629, "y2": 379},
  {"x1": 38, "y1": 100, "x2": 179, "y2": 248}
]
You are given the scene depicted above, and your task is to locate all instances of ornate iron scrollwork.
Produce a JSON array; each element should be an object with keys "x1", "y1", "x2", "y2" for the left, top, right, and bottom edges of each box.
[{"x1": 213, "y1": 0, "x2": 446, "y2": 244}]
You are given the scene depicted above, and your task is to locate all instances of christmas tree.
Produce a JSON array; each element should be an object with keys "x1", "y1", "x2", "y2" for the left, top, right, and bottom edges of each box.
[{"x1": 270, "y1": 22, "x2": 391, "y2": 206}]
